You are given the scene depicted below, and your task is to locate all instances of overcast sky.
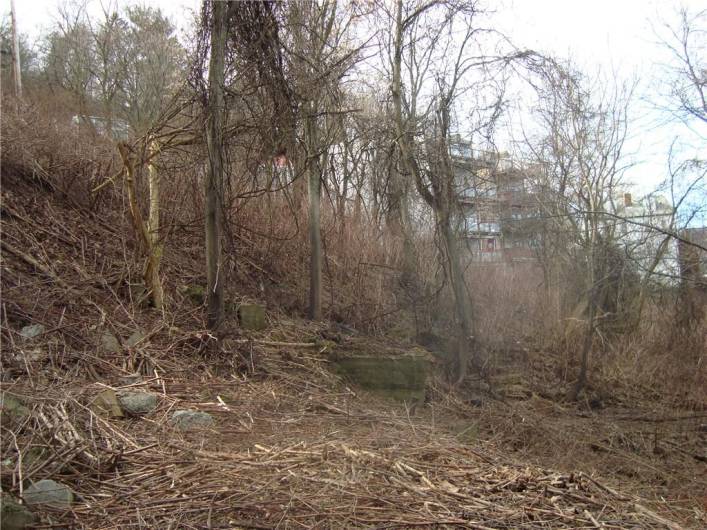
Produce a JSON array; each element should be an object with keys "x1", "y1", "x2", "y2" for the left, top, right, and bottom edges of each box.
[{"x1": 5, "y1": 0, "x2": 706, "y2": 201}]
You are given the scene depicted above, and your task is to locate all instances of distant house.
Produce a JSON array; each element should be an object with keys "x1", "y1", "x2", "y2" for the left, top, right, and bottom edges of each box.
[
  {"x1": 615, "y1": 192, "x2": 679, "y2": 280},
  {"x1": 451, "y1": 138, "x2": 541, "y2": 264},
  {"x1": 71, "y1": 115, "x2": 129, "y2": 140}
]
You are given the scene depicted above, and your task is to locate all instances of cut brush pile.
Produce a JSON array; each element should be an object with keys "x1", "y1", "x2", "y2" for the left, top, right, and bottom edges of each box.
[{"x1": 1, "y1": 352, "x2": 692, "y2": 529}]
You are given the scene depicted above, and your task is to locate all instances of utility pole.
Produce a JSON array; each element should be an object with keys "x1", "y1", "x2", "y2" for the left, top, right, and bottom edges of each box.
[{"x1": 10, "y1": 0, "x2": 22, "y2": 99}]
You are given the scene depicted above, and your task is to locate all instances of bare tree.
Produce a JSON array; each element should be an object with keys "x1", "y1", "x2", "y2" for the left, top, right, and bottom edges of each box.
[
  {"x1": 43, "y1": 1, "x2": 185, "y2": 134},
  {"x1": 283, "y1": 0, "x2": 360, "y2": 320},
  {"x1": 526, "y1": 61, "x2": 634, "y2": 399},
  {"x1": 121, "y1": 5, "x2": 185, "y2": 133},
  {"x1": 1, "y1": 15, "x2": 37, "y2": 87},
  {"x1": 44, "y1": 3, "x2": 95, "y2": 120},
  {"x1": 656, "y1": 7, "x2": 707, "y2": 126},
  {"x1": 388, "y1": 0, "x2": 516, "y2": 383}
]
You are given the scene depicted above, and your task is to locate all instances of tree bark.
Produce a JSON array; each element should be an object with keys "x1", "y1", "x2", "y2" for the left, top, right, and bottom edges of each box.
[
  {"x1": 205, "y1": 0, "x2": 228, "y2": 330},
  {"x1": 569, "y1": 286, "x2": 597, "y2": 401},
  {"x1": 10, "y1": 0, "x2": 22, "y2": 100},
  {"x1": 306, "y1": 110, "x2": 322, "y2": 320},
  {"x1": 146, "y1": 139, "x2": 164, "y2": 310},
  {"x1": 441, "y1": 218, "x2": 474, "y2": 384}
]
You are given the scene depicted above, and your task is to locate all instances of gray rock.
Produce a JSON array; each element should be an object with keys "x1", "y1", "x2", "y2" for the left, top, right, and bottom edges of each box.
[
  {"x1": 1, "y1": 493, "x2": 36, "y2": 529},
  {"x1": 125, "y1": 330, "x2": 146, "y2": 348},
  {"x1": 23, "y1": 479, "x2": 73, "y2": 507},
  {"x1": 119, "y1": 372, "x2": 142, "y2": 386},
  {"x1": 0, "y1": 393, "x2": 30, "y2": 419},
  {"x1": 100, "y1": 331, "x2": 121, "y2": 352},
  {"x1": 19, "y1": 324, "x2": 45, "y2": 340},
  {"x1": 118, "y1": 392, "x2": 158, "y2": 415},
  {"x1": 170, "y1": 410, "x2": 214, "y2": 431},
  {"x1": 25, "y1": 349, "x2": 45, "y2": 362},
  {"x1": 129, "y1": 282, "x2": 149, "y2": 305}
]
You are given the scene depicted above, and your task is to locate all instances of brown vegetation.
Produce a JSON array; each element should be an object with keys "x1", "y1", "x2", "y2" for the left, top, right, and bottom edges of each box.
[
  {"x1": 1, "y1": 0, "x2": 706, "y2": 527},
  {"x1": 2, "y1": 90, "x2": 705, "y2": 528}
]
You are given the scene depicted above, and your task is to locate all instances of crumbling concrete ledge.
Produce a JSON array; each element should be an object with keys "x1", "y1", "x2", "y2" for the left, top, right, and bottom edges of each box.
[{"x1": 329, "y1": 341, "x2": 431, "y2": 401}]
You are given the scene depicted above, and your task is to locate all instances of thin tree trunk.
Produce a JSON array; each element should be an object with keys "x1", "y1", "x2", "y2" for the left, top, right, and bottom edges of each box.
[
  {"x1": 146, "y1": 139, "x2": 164, "y2": 309},
  {"x1": 307, "y1": 111, "x2": 322, "y2": 320},
  {"x1": 10, "y1": 0, "x2": 22, "y2": 100},
  {"x1": 205, "y1": 0, "x2": 228, "y2": 330},
  {"x1": 569, "y1": 234, "x2": 602, "y2": 401},
  {"x1": 570, "y1": 289, "x2": 597, "y2": 401}
]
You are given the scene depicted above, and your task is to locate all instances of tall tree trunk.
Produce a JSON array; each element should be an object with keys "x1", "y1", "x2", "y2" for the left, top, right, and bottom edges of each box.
[
  {"x1": 441, "y1": 215, "x2": 474, "y2": 384},
  {"x1": 388, "y1": 158, "x2": 423, "y2": 330},
  {"x1": 306, "y1": 111, "x2": 322, "y2": 320},
  {"x1": 117, "y1": 142, "x2": 162, "y2": 309},
  {"x1": 10, "y1": 0, "x2": 22, "y2": 100},
  {"x1": 205, "y1": 0, "x2": 228, "y2": 330}
]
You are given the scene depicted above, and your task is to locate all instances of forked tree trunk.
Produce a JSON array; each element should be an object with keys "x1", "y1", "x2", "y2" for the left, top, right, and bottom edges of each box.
[
  {"x1": 569, "y1": 290, "x2": 597, "y2": 401},
  {"x1": 117, "y1": 142, "x2": 162, "y2": 309},
  {"x1": 569, "y1": 237, "x2": 605, "y2": 401},
  {"x1": 205, "y1": 0, "x2": 228, "y2": 330}
]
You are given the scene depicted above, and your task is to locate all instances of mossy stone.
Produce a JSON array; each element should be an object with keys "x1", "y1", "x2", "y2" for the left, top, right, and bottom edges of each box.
[
  {"x1": 125, "y1": 330, "x2": 146, "y2": 348},
  {"x1": 129, "y1": 282, "x2": 150, "y2": 306},
  {"x1": 19, "y1": 324, "x2": 45, "y2": 340},
  {"x1": 179, "y1": 285, "x2": 206, "y2": 305},
  {"x1": 117, "y1": 392, "x2": 158, "y2": 414},
  {"x1": 1, "y1": 493, "x2": 36, "y2": 529},
  {"x1": 90, "y1": 389, "x2": 124, "y2": 418},
  {"x1": 0, "y1": 393, "x2": 30, "y2": 419},
  {"x1": 170, "y1": 410, "x2": 214, "y2": 430},
  {"x1": 24, "y1": 446, "x2": 48, "y2": 469},
  {"x1": 331, "y1": 354, "x2": 430, "y2": 402},
  {"x1": 23, "y1": 479, "x2": 74, "y2": 507},
  {"x1": 239, "y1": 304, "x2": 266, "y2": 331}
]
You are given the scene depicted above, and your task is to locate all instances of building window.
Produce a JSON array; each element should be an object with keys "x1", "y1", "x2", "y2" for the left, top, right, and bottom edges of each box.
[{"x1": 486, "y1": 239, "x2": 496, "y2": 251}]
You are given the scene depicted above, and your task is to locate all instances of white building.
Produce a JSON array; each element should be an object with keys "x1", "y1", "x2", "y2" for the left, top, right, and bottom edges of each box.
[{"x1": 615, "y1": 192, "x2": 679, "y2": 281}]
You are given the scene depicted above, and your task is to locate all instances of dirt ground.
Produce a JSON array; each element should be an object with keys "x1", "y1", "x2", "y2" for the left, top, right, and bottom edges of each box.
[{"x1": 2, "y1": 328, "x2": 705, "y2": 529}]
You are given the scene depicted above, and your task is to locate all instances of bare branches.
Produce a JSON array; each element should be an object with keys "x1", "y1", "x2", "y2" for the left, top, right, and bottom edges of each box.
[{"x1": 655, "y1": 7, "x2": 707, "y2": 127}]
